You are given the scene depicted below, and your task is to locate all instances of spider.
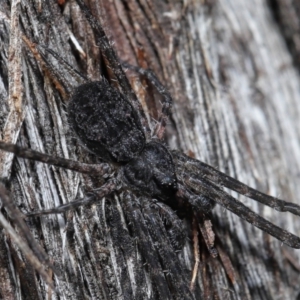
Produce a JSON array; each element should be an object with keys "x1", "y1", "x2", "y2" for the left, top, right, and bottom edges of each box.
[{"x1": 0, "y1": 0, "x2": 300, "y2": 299}]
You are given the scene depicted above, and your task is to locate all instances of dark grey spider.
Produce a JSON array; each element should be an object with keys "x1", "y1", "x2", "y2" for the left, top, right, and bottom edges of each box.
[{"x1": 1, "y1": 0, "x2": 300, "y2": 299}]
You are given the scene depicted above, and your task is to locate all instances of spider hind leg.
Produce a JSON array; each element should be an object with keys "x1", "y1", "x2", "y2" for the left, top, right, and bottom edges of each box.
[
  {"x1": 75, "y1": 0, "x2": 151, "y2": 137},
  {"x1": 122, "y1": 62, "x2": 173, "y2": 140}
]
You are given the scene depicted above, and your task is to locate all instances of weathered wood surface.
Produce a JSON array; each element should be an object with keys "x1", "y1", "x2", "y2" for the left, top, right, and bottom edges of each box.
[{"x1": 0, "y1": 0, "x2": 300, "y2": 299}]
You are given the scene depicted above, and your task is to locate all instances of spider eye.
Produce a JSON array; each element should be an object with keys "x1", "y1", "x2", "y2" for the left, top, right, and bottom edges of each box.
[{"x1": 161, "y1": 176, "x2": 177, "y2": 188}]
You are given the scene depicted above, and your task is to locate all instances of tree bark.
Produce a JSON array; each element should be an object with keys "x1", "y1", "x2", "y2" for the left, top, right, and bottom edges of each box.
[{"x1": 0, "y1": 0, "x2": 300, "y2": 299}]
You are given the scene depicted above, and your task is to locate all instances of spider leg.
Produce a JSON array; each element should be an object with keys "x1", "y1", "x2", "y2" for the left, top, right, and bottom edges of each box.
[
  {"x1": 0, "y1": 141, "x2": 113, "y2": 176},
  {"x1": 22, "y1": 35, "x2": 76, "y2": 98},
  {"x1": 179, "y1": 175, "x2": 300, "y2": 248},
  {"x1": 173, "y1": 151, "x2": 300, "y2": 216},
  {"x1": 153, "y1": 201, "x2": 186, "y2": 251},
  {"x1": 107, "y1": 197, "x2": 148, "y2": 300},
  {"x1": 122, "y1": 63, "x2": 173, "y2": 140},
  {"x1": 141, "y1": 198, "x2": 195, "y2": 300},
  {"x1": 75, "y1": 0, "x2": 151, "y2": 136},
  {"x1": 27, "y1": 179, "x2": 117, "y2": 216},
  {"x1": 0, "y1": 183, "x2": 57, "y2": 290},
  {"x1": 35, "y1": 45, "x2": 87, "y2": 96},
  {"x1": 123, "y1": 192, "x2": 173, "y2": 299},
  {"x1": 106, "y1": 202, "x2": 134, "y2": 299},
  {"x1": 38, "y1": 45, "x2": 88, "y2": 82},
  {"x1": 175, "y1": 185, "x2": 218, "y2": 257}
]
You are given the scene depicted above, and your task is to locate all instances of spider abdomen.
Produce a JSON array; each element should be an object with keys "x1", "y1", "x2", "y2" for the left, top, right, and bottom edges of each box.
[
  {"x1": 121, "y1": 141, "x2": 177, "y2": 198},
  {"x1": 68, "y1": 80, "x2": 145, "y2": 162}
]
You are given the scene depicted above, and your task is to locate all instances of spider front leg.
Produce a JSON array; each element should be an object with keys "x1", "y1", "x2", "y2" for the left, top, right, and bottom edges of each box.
[
  {"x1": 173, "y1": 151, "x2": 300, "y2": 216},
  {"x1": 181, "y1": 174, "x2": 300, "y2": 248},
  {"x1": 123, "y1": 192, "x2": 174, "y2": 299},
  {"x1": 153, "y1": 201, "x2": 186, "y2": 251},
  {"x1": 140, "y1": 198, "x2": 195, "y2": 300},
  {"x1": 107, "y1": 197, "x2": 148, "y2": 300},
  {"x1": 175, "y1": 183, "x2": 218, "y2": 264},
  {"x1": 122, "y1": 63, "x2": 173, "y2": 139}
]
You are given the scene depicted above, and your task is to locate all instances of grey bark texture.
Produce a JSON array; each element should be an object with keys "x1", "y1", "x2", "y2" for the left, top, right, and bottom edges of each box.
[{"x1": 0, "y1": 0, "x2": 300, "y2": 299}]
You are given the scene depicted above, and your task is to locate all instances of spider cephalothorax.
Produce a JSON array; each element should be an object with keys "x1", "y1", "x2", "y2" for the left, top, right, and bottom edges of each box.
[
  {"x1": 121, "y1": 141, "x2": 177, "y2": 198},
  {"x1": 0, "y1": 0, "x2": 300, "y2": 299}
]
